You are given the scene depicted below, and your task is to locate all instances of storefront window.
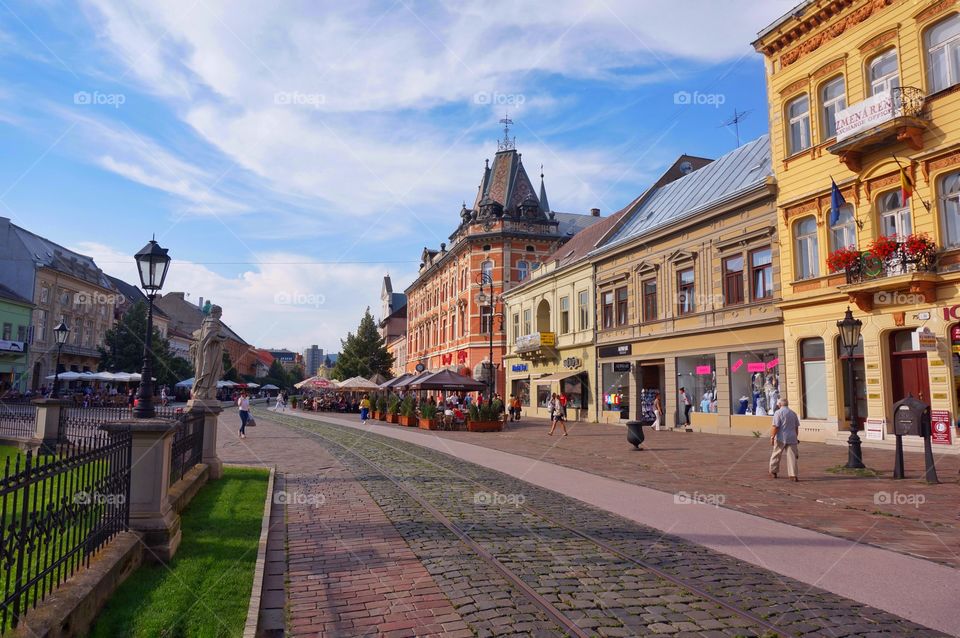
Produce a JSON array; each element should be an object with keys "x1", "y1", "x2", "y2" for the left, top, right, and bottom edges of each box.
[
  {"x1": 511, "y1": 379, "x2": 530, "y2": 407},
  {"x1": 536, "y1": 383, "x2": 551, "y2": 408},
  {"x1": 729, "y1": 350, "x2": 780, "y2": 416},
  {"x1": 601, "y1": 363, "x2": 630, "y2": 417},
  {"x1": 676, "y1": 355, "x2": 717, "y2": 413},
  {"x1": 800, "y1": 338, "x2": 827, "y2": 419},
  {"x1": 563, "y1": 374, "x2": 586, "y2": 409}
]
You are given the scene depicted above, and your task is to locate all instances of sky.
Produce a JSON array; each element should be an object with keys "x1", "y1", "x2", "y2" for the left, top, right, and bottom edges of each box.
[{"x1": 0, "y1": 0, "x2": 798, "y2": 354}]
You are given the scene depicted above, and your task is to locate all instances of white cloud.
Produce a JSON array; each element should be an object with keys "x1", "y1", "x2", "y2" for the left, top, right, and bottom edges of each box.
[{"x1": 73, "y1": 241, "x2": 415, "y2": 353}]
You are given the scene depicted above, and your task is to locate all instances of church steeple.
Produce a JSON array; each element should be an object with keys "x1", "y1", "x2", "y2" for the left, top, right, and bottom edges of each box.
[{"x1": 539, "y1": 165, "x2": 550, "y2": 214}]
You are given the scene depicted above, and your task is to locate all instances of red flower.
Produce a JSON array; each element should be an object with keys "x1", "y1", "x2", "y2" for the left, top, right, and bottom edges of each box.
[
  {"x1": 826, "y1": 247, "x2": 861, "y2": 273},
  {"x1": 904, "y1": 233, "x2": 935, "y2": 258},
  {"x1": 869, "y1": 235, "x2": 899, "y2": 261}
]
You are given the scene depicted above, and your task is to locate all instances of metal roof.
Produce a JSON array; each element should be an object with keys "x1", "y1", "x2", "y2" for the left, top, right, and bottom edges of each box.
[
  {"x1": 11, "y1": 224, "x2": 112, "y2": 289},
  {"x1": 602, "y1": 135, "x2": 772, "y2": 249}
]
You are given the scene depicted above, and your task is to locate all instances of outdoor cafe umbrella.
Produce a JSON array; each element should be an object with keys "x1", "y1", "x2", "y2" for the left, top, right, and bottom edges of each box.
[
  {"x1": 45, "y1": 371, "x2": 83, "y2": 381},
  {"x1": 367, "y1": 372, "x2": 389, "y2": 386},
  {"x1": 336, "y1": 376, "x2": 379, "y2": 391},
  {"x1": 261, "y1": 384, "x2": 280, "y2": 390},
  {"x1": 295, "y1": 376, "x2": 337, "y2": 390},
  {"x1": 379, "y1": 373, "x2": 411, "y2": 390},
  {"x1": 408, "y1": 369, "x2": 486, "y2": 392},
  {"x1": 391, "y1": 371, "x2": 432, "y2": 390}
]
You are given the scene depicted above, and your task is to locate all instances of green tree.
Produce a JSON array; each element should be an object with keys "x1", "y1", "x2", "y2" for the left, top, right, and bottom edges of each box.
[
  {"x1": 98, "y1": 301, "x2": 193, "y2": 387},
  {"x1": 288, "y1": 365, "x2": 305, "y2": 385},
  {"x1": 222, "y1": 351, "x2": 240, "y2": 382},
  {"x1": 333, "y1": 308, "x2": 394, "y2": 380}
]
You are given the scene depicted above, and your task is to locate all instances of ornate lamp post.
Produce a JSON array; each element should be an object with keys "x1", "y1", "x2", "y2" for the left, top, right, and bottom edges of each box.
[
  {"x1": 475, "y1": 272, "x2": 499, "y2": 404},
  {"x1": 837, "y1": 307, "x2": 865, "y2": 469},
  {"x1": 50, "y1": 320, "x2": 70, "y2": 398},
  {"x1": 133, "y1": 238, "x2": 171, "y2": 418}
]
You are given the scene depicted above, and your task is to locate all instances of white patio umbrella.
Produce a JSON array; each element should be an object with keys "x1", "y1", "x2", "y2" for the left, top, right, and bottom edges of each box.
[
  {"x1": 336, "y1": 376, "x2": 379, "y2": 391},
  {"x1": 45, "y1": 371, "x2": 83, "y2": 381},
  {"x1": 245, "y1": 382, "x2": 260, "y2": 389},
  {"x1": 261, "y1": 384, "x2": 280, "y2": 390},
  {"x1": 175, "y1": 377, "x2": 194, "y2": 388}
]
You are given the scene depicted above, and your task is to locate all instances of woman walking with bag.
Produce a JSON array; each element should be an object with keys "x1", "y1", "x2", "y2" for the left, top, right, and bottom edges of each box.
[
  {"x1": 548, "y1": 394, "x2": 568, "y2": 437},
  {"x1": 238, "y1": 390, "x2": 251, "y2": 439}
]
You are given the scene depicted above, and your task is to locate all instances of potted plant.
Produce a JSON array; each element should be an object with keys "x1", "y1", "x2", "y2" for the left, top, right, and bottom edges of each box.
[
  {"x1": 826, "y1": 246, "x2": 861, "y2": 273},
  {"x1": 868, "y1": 234, "x2": 899, "y2": 261},
  {"x1": 904, "y1": 233, "x2": 936, "y2": 268},
  {"x1": 290, "y1": 396, "x2": 299, "y2": 409},
  {"x1": 386, "y1": 395, "x2": 400, "y2": 423},
  {"x1": 467, "y1": 400, "x2": 503, "y2": 432},
  {"x1": 376, "y1": 396, "x2": 388, "y2": 421},
  {"x1": 419, "y1": 403, "x2": 438, "y2": 429},
  {"x1": 398, "y1": 396, "x2": 416, "y2": 426}
]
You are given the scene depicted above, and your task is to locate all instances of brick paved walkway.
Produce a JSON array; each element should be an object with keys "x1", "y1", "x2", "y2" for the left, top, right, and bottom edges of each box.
[
  {"x1": 215, "y1": 412, "x2": 470, "y2": 637},
  {"x1": 305, "y1": 412, "x2": 960, "y2": 569}
]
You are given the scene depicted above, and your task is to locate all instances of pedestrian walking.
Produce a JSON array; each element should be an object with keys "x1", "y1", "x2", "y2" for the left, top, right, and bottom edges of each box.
[
  {"x1": 679, "y1": 387, "x2": 692, "y2": 425},
  {"x1": 238, "y1": 390, "x2": 251, "y2": 439},
  {"x1": 769, "y1": 398, "x2": 800, "y2": 481},
  {"x1": 160, "y1": 386, "x2": 169, "y2": 407},
  {"x1": 547, "y1": 392, "x2": 556, "y2": 431},
  {"x1": 509, "y1": 394, "x2": 521, "y2": 421},
  {"x1": 559, "y1": 392, "x2": 568, "y2": 420},
  {"x1": 274, "y1": 392, "x2": 285, "y2": 411},
  {"x1": 548, "y1": 394, "x2": 568, "y2": 437},
  {"x1": 359, "y1": 394, "x2": 371, "y2": 423},
  {"x1": 652, "y1": 391, "x2": 662, "y2": 431}
]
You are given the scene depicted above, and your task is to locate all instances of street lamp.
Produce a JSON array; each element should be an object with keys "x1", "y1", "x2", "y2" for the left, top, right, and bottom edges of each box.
[
  {"x1": 837, "y1": 307, "x2": 865, "y2": 469},
  {"x1": 133, "y1": 238, "x2": 171, "y2": 418},
  {"x1": 51, "y1": 320, "x2": 70, "y2": 398},
  {"x1": 476, "y1": 272, "x2": 498, "y2": 404}
]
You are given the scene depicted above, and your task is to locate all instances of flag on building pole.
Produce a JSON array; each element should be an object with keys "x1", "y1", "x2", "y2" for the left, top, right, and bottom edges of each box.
[
  {"x1": 900, "y1": 165, "x2": 914, "y2": 202},
  {"x1": 830, "y1": 179, "x2": 846, "y2": 226}
]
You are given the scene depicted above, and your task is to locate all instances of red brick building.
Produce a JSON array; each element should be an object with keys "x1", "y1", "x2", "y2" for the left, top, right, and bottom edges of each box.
[{"x1": 404, "y1": 131, "x2": 601, "y2": 394}]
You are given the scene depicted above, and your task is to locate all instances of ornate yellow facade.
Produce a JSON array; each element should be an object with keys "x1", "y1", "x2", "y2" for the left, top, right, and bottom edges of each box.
[{"x1": 755, "y1": 0, "x2": 960, "y2": 450}]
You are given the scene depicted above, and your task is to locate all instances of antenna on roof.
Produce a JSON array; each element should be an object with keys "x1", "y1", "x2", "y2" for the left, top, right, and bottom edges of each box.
[
  {"x1": 719, "y1": 109, "x2": 752, "y2": 148},
  {"x1": 498, "y1": 113, "x2": 515, "y2": 151}
]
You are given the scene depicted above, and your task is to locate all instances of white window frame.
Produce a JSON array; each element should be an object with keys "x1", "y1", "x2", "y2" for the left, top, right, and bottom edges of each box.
[
  {"x1": 516, "y1": 260, "x2": 529, "y2": 282},
  {"x1": 939, "y1": 170, "x2": 960, "y2": 248},
  {"x1": 787, "y1": 94, "x2": 811, "y2": 155},
  {"x1": 878, "y1": 190, "x2": 912, "y2": 239},
  {"x1": 868, "y1": 49, "x2": 900, "y2": 96},
  {"x1": 794, "y1": 216, "x2": 820, "y2": 280},
  {"x1": 829, "y1": 204, "x2": 857, "y2": 251},
  {"x1": 577, "y1": 290, "x2": 589, "y2": 331},
  {"x1": 926, "y1": 14, "x2": 960, "y2": 93},
  {"x1": 819, "y1": 76, "x2": 846, "y2": 140},
  {"x1": 559, "y1": 296, "x2": 570, "y2": 334}
]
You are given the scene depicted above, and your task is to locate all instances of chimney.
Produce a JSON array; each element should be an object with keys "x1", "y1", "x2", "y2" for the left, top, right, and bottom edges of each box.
[{"x1": 590, "y1": 208, "x2": 600, "y2": 217}]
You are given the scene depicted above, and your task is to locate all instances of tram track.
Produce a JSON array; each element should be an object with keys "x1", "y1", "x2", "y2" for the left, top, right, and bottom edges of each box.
[{"x1": 263, "y1": 409, "x2": 946, "y2": 638}]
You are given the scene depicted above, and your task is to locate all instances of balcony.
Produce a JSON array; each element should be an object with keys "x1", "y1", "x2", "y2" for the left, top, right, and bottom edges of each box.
[
  {"x1": 828, "y1": 87, "x2": 928, "y2": 172},
  {"x1": 514, "y1": 332, "x2": 557, "y2": 358},
  {"x1": 833, "y1": 239, "x2": 939, "y2": 311}
]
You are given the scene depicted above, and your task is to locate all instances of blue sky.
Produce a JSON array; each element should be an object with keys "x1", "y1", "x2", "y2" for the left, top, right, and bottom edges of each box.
[{"x1": 0, "y1": 0, "x2": 796, "y2": 352}]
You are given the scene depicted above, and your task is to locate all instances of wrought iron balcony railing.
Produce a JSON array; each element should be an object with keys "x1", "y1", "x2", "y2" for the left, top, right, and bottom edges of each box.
[{"x1": 842, "y1": 241, "x2": 937, "y2": 285}]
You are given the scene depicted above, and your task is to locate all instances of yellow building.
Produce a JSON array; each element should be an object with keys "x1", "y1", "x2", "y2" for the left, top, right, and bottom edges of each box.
[
  {"x1": 503, "y1": 209, "x2": 629, "y2": 422},
  {"x1": 754, "y1": 0, "x2": 960, "y2": 451},
  {"x1": 592, "y1": 138, "x2": 783, "y2": 434}
]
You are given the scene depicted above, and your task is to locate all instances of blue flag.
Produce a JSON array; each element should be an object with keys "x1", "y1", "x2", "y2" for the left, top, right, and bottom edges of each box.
[{"x1": 830, "y1": 179, "x2": 846, "y2": 226}]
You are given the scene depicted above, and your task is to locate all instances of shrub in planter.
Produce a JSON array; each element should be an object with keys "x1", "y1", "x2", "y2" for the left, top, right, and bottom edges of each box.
[
  {"x1": 826, "y1": 246, "x2": 861, "y2": 273},
  {"x1": 419, "y1": 403, "x2": 438, "y2": 429},
  {"x1": 467, "y1": 400, "x2": 503, "y2": 432},
  {"x1": 398, "y1": 396, "x2": 416, "y2": 426},
  {"x1": 386, "y1": 396, "x2": 400, "y2": 423}
]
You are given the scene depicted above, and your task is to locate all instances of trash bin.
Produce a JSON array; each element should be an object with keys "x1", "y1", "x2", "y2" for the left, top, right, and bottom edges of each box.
[{"x1": 626, "y1": 420, "x2": 645, "y2": 449}]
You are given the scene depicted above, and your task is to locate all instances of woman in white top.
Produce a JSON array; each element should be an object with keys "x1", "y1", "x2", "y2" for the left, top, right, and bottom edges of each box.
[{"x1": 238, "y1": 392, "x2": 251, "y2": 439}]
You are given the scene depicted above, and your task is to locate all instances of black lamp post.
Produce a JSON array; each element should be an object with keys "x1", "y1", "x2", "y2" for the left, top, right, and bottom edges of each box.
[
  {"x1": 50, "y1": 320, "x2": 70, "y2": 398},
  {"x1": 837, "y1": 307, "x2": 865, "y2": 469},
  {"x1": 476, "y1": 272, "x2": 497, "y2": 404},
  {"x1": 133, "y1": 238, "x2": 171, "y2": 418}
]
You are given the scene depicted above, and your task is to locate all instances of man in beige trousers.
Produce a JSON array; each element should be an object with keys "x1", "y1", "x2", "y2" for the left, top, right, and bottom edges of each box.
[{"x1": 769, "y1": 398, "x2": 800, "y2": 481}]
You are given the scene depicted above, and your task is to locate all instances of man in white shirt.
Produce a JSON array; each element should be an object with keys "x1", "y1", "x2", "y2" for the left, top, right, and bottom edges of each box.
[{"x1": 769, "y1": 398, "x2": 800, "y2": 481}]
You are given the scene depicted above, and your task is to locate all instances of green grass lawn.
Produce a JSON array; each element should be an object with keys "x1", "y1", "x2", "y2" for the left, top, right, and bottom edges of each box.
[{"x1": 90, "y1": 467, "x2": 269, "y2": 638}]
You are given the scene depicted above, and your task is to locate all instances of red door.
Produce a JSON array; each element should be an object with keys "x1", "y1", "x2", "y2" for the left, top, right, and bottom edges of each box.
[{"x1": 890, "y1": 331, "x2": 930, "y2": 403}]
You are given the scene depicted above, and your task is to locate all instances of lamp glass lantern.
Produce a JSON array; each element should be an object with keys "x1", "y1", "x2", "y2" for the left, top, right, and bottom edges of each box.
[
  {"x1": 134, "y1": 239, "x2": 171, "y2": 293},
  {"x1": 837, "y1": 307, "x2": 863, "y2": 351},
  {"x1": 53, "y1": 320, "x2": 70, "y2": 346}
]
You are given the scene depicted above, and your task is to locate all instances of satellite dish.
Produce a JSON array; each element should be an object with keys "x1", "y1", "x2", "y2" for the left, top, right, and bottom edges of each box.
[{"x1": 679, "y1": 160, "x2": 694, "y2": 175}]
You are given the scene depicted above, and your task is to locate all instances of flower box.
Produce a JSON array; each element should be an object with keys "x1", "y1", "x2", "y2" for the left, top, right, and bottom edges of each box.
[
  {"x1": 418, "y1": 417, "x2": 438, "y2": 430},
  {"x1": 467, "y1": 420, "x2": 502, "y2": 432},
  {"x1": 386, "y1": 413, "x2": 398, "y2": 424},
  {"x1": 398, "y1": 415, "x2": 414, "y2": 427}
]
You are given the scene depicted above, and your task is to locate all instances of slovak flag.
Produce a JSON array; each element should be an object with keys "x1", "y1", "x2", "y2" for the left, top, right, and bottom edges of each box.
[
  {"x1": 830, "y1": 179, "x2": 846, "y2": 226},
  {"x1": 900, "y1": 166, "x2": 914, "y2": 202}
]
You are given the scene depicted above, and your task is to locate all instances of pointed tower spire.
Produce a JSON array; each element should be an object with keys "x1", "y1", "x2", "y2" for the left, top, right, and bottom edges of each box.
[{"x1": 539, "y1": 164, "x2": 550, "y2": 213}]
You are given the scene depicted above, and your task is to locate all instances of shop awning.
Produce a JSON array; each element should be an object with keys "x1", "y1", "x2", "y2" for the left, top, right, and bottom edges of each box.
[{"x1": 533, "y1": 371, "x2": 583, "y2": 384}]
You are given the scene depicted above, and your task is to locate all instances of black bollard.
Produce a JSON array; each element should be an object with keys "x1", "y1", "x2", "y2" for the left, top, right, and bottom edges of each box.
[
  {"x1": 921, "y1": 419, "x2": 940, "y2": 484},
  {"x1": 893, "y1": 434, "x2": 905, "y2": 479}
]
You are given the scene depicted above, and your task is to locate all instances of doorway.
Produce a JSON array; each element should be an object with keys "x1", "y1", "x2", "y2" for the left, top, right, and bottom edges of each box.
[
  {"x1": 637, "y1": 361, "x2": 665, "y2": 424},
  {"x1": 889, "y1": 329, "x2": 930, "y2": 404}
]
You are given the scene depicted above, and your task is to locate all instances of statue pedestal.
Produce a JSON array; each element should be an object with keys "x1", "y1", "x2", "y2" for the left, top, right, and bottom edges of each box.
[{"x1": 187, "y1": 398, "x2": 224, "y2": 480}]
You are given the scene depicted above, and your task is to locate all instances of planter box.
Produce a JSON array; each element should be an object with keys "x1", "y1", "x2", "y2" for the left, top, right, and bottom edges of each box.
[
  {"x1": 398, "y1": 415, "x2": 414, "y2": 427},
  {"x1": 386, "y1": 413, "x2": 398, "y2": 424},
  {"x1": 467, "y1": 420, "x2": 503, "y2": 432},
  {"x1": 371, "y1": 411, "x2": 380, "y2": 420},
  {"x1": 418, "y1": 418, "x2": 438, "y2": 430},
  {"x1": 378, "y1": 413, "x2": 388, "y2": 422}
]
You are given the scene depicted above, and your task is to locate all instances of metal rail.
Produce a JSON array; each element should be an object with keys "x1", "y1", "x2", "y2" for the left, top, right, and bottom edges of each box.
[{"x1": 298, "y1": 420, "x2": 794, "y2": 638}]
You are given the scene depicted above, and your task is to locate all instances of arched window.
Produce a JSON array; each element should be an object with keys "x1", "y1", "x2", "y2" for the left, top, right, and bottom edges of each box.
[
  {"x1": 878, "y1": 190, "x2": 911, "y2": 239},
  {"x1": 819, "y1": 76, "x2": 846, "y2": 140},
  {"x1": 480, "y1": 260, "x2": 493, "y2": 282},
  {"x1": 925, "y1": 13, "x2": 960, "y2": 93},
  {"x1": 786, "y1": 94, "x2": 811, "y2": 154},
  {"x1": 794, "y1": 216, "x2": 820, "y2": 280},
  {"x1": 829, "y1": 204, "x2": 857, "y2": 251},
  {"x1": 516, "y1": 260, "x2": 529, "y2": 281},
  {"x1": 868, "y1": 49, "x2": 899, "y2": 95},
  {"x1": 939, "y1": 170, "x2": 960, "y2": 248},
  {"x1": 800, "y1": 338, "x2": 827, "y2": 419},
  {"x1": 536, "y1": 299, "x2": 551, "y2": 332}
]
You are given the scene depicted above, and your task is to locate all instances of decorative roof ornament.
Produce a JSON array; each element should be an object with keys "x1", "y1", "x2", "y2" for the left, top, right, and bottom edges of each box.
[{"x1": 497, "y1": 113, "x2": 515, "y2": 151}]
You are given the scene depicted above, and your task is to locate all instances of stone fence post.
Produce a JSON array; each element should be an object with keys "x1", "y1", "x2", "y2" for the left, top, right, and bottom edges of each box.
[
  {"x1": 102, "y1": 418, "x2": 181, "y2": 562},
  {"x1": 186, "y1": 398, "x2": 223, "y2": 479},
  {"x1": 31, "y1": 398, "x2": 65, "y2": 453}
]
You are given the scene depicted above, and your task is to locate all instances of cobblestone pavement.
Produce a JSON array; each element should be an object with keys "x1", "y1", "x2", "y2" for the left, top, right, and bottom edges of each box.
[
  {"x1": 216, "y1": 414, "x2": 471, "y2": 637},
  {"x1": 260, "y1": 408, "x2": 946, "y2": 638},
  {"x1": 314, "y1": 413, "x2": 960, "y2": 569}
]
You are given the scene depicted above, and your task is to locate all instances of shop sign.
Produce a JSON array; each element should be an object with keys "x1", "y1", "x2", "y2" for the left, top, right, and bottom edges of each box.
[
  {"x1": 457, "y1": 350, "x2": 468, "y2": 364},
  {"x1": 612, "y1": 362, "x2": 631, "y2": 372},
  {"x1": 835, "y1": 90, "x2": 895, "y2": 142},
  {"x1": 511, "y1": 363, "x2": 528, "y2": 372},
  {"x1": 515, "y1": 332, "x2": 556, "y2": 353},
  {"x1": 930, "y1": 410, "x2": 953, "y2": 445},
  {"x1": 865, "y1": 418, "x2": 885, "y2": 441},
  {"x1": 695, "y1": 365, "x2": 712, "y2": 375},
  {"x1": 766, "y1": 358, "x2": 779, "y2": 369},
  {"x1": 942, "y1": 304, "x2": 960, "y2": 321},
  {"x1": 441, "y1": 353, "x2": 453, "y2": 365},
  {"x1": 562, "y1": 357, "x2": 581, "y2": 369},
  {"x1": 0, "y1": 340, "x2": 25, "y2": 353},
  {"x1": 598, "y1": 344, "x2": 631, "y2": 358},
  {"x1": 731, "y1": 359, "x2": 744, "y2": 372},
  {"x1": 746, "y1": 362, "x2": 766, "y2": 373},
  {"x1": 911, "y1": 327, "x2": 937, "y2": 352}
]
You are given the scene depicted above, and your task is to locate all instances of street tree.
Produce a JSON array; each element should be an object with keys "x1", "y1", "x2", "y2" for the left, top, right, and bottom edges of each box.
[
  {"x1": 98, "y1": 301, "x2": 193, "y2": 387},
  {"x1": 333, "y1": 308, "x2": 393, "y2": 380}
]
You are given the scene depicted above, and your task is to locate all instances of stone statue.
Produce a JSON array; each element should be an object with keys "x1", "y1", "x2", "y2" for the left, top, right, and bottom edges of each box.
[{"x1": 190, "y1": 305, "x2": 227, "y2": 400}]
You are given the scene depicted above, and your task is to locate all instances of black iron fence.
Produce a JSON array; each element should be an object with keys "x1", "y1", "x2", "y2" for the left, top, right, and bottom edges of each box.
[
  {"x1": 0, "y1": 429, "x2": 131, "y2": 633},
  {"x1": 0, "y1": 404, "x2": 36, "y2": 440},
  {"x1": 169, "y1": 411, "x2": 204, "y2": 486},
  {"x1": 58, "y1": 405, "x2": 184, "y2": 444}
]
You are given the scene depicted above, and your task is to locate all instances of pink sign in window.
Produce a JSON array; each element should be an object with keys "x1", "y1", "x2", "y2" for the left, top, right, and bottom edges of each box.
[
  {"x1": 731, "y1": 359, "x2": 744, "y2": 372},
  {"x1": 747, "y1": 362, "x2": 766, "y2": 373},
  {"x1": 767, "y1": 358, "x2": 780, "y2": 369},
  {"x1": 695, "y1": 365, "x2": 712, "y2": 375}
]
